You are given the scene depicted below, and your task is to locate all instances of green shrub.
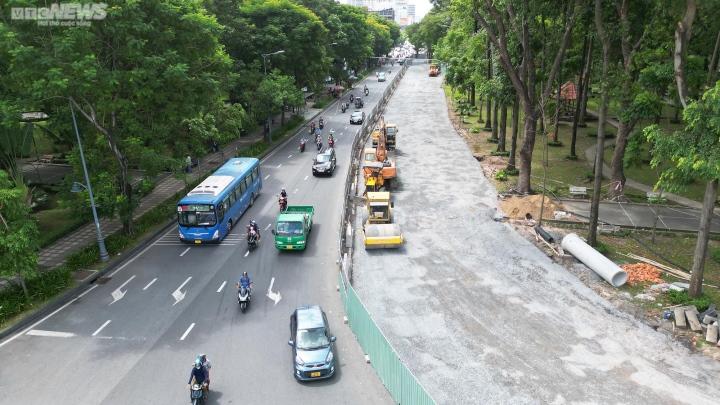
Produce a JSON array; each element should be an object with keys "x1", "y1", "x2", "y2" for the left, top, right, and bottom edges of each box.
[
  {"x1": 667, "y1": 290, "x2": 712, "y2": 312},
  {"x1": 595, "y1": 242, "x2": 609, "y2": 255},
  {"x1": 548, "y1": 140, "x2": 563, "y2": 147},
  {"x1": 0, "y1": 267, "x2": 73, "y2": 326},
  {"x1": 471, "y1": 127, "x2": 480, "y2": 134},
  {"x1": 65, "y1": 246, "x2": 99, "y2": 271},
  {"x1": 505, "y1": 167, "x2": 519, "y2": 176},
  {"x1": 495, "y1": 169, "x2": 508, "y2": 181},
  {"x1": 136, "y1": 178, "x2": 155, "y2": 197},
  {"x1": 105, "y1": 234, "x2": 132, "y2": 255}
]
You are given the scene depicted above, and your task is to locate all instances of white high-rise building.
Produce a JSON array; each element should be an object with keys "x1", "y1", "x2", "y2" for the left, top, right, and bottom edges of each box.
[{"x1": 342, "y1": 0, "x2": 416, "y2": 26}]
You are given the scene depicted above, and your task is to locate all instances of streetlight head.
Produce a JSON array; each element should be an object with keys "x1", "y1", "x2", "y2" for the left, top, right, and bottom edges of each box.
[
  {"x1": 71, "y1": 182, "x2": 87, "y2": 193},
  {"x1": 274, "y1": 50, "x2": 285, "y2": 55}
]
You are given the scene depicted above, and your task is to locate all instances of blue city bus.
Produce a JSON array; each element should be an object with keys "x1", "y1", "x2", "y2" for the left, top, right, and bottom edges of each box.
[{"x1": 177, "y1": 158, "x2": 262, "y2": 243}]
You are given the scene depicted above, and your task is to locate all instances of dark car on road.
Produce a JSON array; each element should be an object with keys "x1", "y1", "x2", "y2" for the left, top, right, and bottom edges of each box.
[
  {"x1": 354, "y1": 97, "x2": 364, "y2": 108},
  {"x1": 289, "y1": 305, "x2": 337, "y2": 381},
  {"x1": 312, "y1": 148, "x2": 336, "y2": 176},
  {"x1": 350, "y1": 111, "x2": 365, "y2": 125}
]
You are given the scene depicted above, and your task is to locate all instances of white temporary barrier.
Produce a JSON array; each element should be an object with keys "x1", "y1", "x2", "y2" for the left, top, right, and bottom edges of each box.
[{"x1": 561, "y1": 233, "x2": 628, "y2": 287}]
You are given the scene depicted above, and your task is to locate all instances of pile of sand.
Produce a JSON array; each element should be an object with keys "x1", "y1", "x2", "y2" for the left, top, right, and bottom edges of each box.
[{"x1": 499, "y1": 194, "x2": 565, "y2": 220}]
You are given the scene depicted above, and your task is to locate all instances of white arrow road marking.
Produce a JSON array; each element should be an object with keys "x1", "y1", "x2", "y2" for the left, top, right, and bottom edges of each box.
[
  {"x1": 264, "y1": 175, "x2": 270, "y2": 180},
  {"x1": 143, "y1": 278, "x2": 157, "y2": 291},
  {"x1": 244, "y1": 250, "x2": 249, "y2": 257},
  {"x1": 216, "y1": 281, "x2": 227, "y2": 293},
  {"x1": 264, "y1": 223, "x2": 271, "y2": 231},
  {"x1": 288, "y1": 154, "x2": 293, "y2": 158},
  {"x1": 172, "y1": 277, "x2": 192, "y2": 306},
  {"x1": 180, "y1": 323, "x2": 195, "y2": 341},
  {"x1": 276, "y1": 164, "x2": 282, "y2": 168},
  {"x1": 110, "y1": 275, "x2": 136, "y2": 305},
  {"x1": 304, "y1": 175, "x2": 308, "y2": 181},
  {"x1": 179, "y1": 247, "x2": 190, "y2": 257},
  {"x1": 92, "y1": 320, "x2": 112, "y2": 337},
  {"x1": 266, "y1": 277, "x2": 282, "y2": 306},
  {"x1": 26, "y1": 330, "x2": 75, "y2": 338}
]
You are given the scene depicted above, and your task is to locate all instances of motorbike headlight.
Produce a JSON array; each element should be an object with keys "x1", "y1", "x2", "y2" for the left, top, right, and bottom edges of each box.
[
  {"x1": 295, "y1": 355, "x2": 305, "y2": 366},
  {"x1": 325, "y1": 351, "x2": 334, "y2": 364}
]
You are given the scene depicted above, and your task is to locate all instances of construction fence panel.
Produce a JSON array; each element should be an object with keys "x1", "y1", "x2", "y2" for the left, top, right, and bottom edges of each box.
[{"x1": 338, "y1": 271, "x2": 435, "y2": 405}]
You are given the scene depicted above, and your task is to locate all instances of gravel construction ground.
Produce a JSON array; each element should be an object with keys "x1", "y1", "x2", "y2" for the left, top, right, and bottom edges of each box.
[{"x1": 352, "y1": 64, "x2": 720, "y2": 404}]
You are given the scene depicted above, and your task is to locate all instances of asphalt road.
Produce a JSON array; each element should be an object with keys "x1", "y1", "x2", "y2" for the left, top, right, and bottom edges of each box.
[
  {"x1": 353, "y1": 64, "x2": 720, "y2": 404},
  {"x1": 561, "y1": 200, "x2": 720, "y2": 233},
  {"x1": 0, "y1": 73, "x2": 396, "y2": 405}
]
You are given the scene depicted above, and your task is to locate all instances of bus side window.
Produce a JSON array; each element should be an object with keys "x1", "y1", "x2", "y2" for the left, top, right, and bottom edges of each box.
[
  {"x1": 252, "y1": 167, "x2": 258, "y2": 182},
  {"x1": 245, "y1": 176, "x2": 252, "y2": 190},
  {"x1": 254, "y1": 167, "x2": 261, "y2": 183},
  {"x1": 228, "y1": 188, "x2": 236, "y2": 205},
  {"x1": 233, "y1": 186, "x2": 239, "y2": 202},
  {"x1": 239, "y1": 180, "x2": 246, "y2": 195},
  {"x1": 217, "y1": 201, "x2": 225, "y2": 221}
]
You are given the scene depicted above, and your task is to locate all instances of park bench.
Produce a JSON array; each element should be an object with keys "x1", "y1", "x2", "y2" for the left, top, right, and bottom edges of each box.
[{"x1": 569, "y1": 186, "x2": 588, "y2": 198}]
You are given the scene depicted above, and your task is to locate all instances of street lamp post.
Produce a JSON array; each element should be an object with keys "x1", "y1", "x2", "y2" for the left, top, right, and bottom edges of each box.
[
  {"x1": 261, "y1": 50, "x2": 285, "y2": 143},
  {"x1": 69, "y1": 101, "x2": 109, "y2": 262}
]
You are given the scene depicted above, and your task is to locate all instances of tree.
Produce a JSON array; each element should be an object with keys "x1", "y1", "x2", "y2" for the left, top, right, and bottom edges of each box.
[
  {"x1": 5, "y1": 0, "x2": 232, "y2": 234},
  {"x1": 475, "y1": 0, "x2": 580, "y2": 193},
  {"x1": 0, "y1": 170, "x2": 39, "y2": 299},
  {"x1": 588, "y1": 0, "x2": 612, "y2": 247},
  {"x1": 253, "y1": 72, "x2": 305, "y2": 130},
  {"x1": 645, "y1": 82, "x2": 720, "y2": 297}
]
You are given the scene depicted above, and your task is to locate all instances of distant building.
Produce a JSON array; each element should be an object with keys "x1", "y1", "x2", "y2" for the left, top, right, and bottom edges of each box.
[{"x1": 372, "y1": 8, "x2": 395, "y2": 21}]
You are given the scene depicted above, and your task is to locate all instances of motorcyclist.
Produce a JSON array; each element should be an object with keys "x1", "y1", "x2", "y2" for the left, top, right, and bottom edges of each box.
[
  {"x1": 349, "y1": 93, "x2": 354, "y2": 102},
  {"x1": 319, "y1": 117, "x2": 324, "y2": 129},
  {"x1": 328, "y1": 130, "x2": 335, "y2": 147},
  {"x1": 236, "y1": 271, "x2": 252, "y2": 296},
  {"x1": 247, "y1": 220, "x2": 260, "y2": 241},
  {"x1": 198, "y1": 354, "x2": 211, "y2": 389},
  {"x1": 280, "y1": 188, "x2": 287, "y2": 198},
  {"x1": 188, "y1": 357, "x2": 209, "y2": 400}
]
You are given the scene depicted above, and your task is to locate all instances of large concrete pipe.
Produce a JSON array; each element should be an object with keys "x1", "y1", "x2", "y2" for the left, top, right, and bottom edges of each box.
[{"x1": 561, "y1": 233, "x2": 628, "y2": 287}]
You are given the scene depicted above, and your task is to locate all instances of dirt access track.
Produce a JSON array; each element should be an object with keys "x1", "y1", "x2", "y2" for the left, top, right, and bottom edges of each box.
[{"x1": 351, "y1": 64, "x2": 720, "y2": 404}]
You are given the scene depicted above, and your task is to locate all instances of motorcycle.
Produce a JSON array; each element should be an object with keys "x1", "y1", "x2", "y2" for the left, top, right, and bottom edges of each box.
[
  {"x1": 349, "y1": 94, "x2": 354, "y2": 102},
  {"x1": 364, "y1": 88, "x2": 369, "y2": 96},
  {"x1": 238, "y1": 285, "x2": 250, "y2": 313},
  {"x1": 319, "y1": 118, "x2": 324, "y2": 130},
  {"x1": 328, "y1": 137, "x2": 335, "y2": 148},
  {"x1": 190, "y1": 383, "x2": 205, "y2": 405},
  {"x1": 247, "y1": 228, "x2": 258, "y2": 249},
  {"x1": 299, "y1": 138, "x2": 306, "y2": 153},
  {"x1": 279, "y1": 195, "x2": 287, "y2": 212},
  {"x1": 316, "y1": 140, "x2": 322, "y2": 151},
  {"x1": 341, "y1": 103, "x2": 347, "y2": 113}
]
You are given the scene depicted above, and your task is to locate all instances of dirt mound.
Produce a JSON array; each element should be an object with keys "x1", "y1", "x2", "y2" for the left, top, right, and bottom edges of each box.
[{"x1": 499, "y1": 194, "x2": 564, "y2": 220}]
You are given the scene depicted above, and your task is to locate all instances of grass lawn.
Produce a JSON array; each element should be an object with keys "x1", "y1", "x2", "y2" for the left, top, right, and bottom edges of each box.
[
  {"x1": 600, "y1": 232, "x2": 720, "y2": 310},
  {"x1": 34, "y1": 194, "x2": 87, "y2": 248}
]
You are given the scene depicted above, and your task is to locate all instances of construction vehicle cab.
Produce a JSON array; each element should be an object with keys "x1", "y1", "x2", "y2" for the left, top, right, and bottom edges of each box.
[
  {"x1": 371, "y1": 121, "x2": 397, "y2": 150},
  {"x1": 362, "y1": 191, "x2": 403, "y2": 249},
  {"x1": 365, "y1": 192, "x2": 393, "y2": 224}
]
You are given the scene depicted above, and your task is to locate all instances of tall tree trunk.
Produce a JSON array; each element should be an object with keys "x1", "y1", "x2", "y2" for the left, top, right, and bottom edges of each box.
[
  {"x1": 477, "y1": 99, "x2": 484, "y2": 123},
  {"x1": 609, "y1": 120, "x2": 635, "y2": 197},
  {"x1": 578, "y1": 40, "x2": 593, "y2": 127},
  {"x1": 570, "y1": 36, "x2": 589, "y2": 158},
  {"x1": 552, "y1": 74, "x2": 563, "y2": 143},
  {"x1": 517, "y1": 111, "x2": 537, "y2": 193},
  {"x1": 484, "y1": 38, "x2": 493, "y2": 130},
  {"x1": 588, "y1": 0, "x2": 611, "y2": 247},
  {"x1": 508, "y1": 96, "x2": 520, "y2": 171},
  {"x1": 497, "y1": 104, "x2": 507, "y2": 152},
  {"x1": 470, "y1": 83, "x2": 476, "y2": 106},
  {"x1": 708, "y1": 31, "x2": 720, "y2": 87},
  {"x1": 674, "y1": 0, "x2": 697, "y2": 108},
  {"x1": 19, "y1": 277, "x2": 29, "y2": 300},
  {"x1": 491, "y1": 101, "x2": 499, "y2": 140},
  {"x1": 689, "y1": 179, "x2": 719, "y2": 297}
]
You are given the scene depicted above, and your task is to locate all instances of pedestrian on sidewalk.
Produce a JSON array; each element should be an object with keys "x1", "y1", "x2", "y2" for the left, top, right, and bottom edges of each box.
[{"x1": 186, "y1": 155, "x2": 192, "y2": 173}]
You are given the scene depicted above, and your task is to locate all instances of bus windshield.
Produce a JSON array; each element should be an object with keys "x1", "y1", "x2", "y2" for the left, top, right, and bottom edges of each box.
[
  {"x1": 276, "y1": 221, "x2": 304, "y2": 236},
  {"x1": 178, "y1": 205, "x2": 217, "y2": 227}
]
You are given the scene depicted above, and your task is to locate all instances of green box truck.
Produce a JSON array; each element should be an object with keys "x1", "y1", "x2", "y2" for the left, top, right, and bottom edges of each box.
[{"x1": 272, "y1": 206, "x2": 314, "y2": 250}]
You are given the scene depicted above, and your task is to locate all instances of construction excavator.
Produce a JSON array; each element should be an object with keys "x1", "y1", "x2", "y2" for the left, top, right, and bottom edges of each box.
[
  {"x1": 371, "y1": 118, "x2": 397, "y2": 150},
  {"x1": 362, "y1": 115, "x2": 396, "y2": 191},
  {"x1": 362, "y1": 191, "x2": 404, "y2": 249}
]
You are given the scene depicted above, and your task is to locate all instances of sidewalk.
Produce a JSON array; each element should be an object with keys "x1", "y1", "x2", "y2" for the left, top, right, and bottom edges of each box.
[{"x1": 37, "y1": 106, "x2": 321, "y2": 269}]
